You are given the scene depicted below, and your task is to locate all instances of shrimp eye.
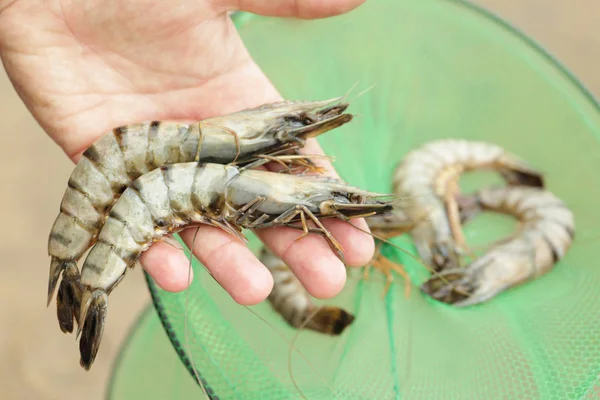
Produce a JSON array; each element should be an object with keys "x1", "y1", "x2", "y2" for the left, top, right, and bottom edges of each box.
[
  {"x1": 299, "y1": 112, "x2": 317, "y2": 125},
  {"x1": 284, "y1": 114, "x2": 303, "y2": 123},
  {"x1": 349, "y1": 193, "x2": 363, "y2": 203},
  {"x1": 319, "y1": 199, "x2": 337, "y2": 215}
]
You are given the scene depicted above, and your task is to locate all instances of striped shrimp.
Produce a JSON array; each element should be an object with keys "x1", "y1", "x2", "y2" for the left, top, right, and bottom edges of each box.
[
  {"x1": 75, "y1": 162, "x2": 395, "y2": 369},
  {"x1": 258, "y1": 211, "x2": 417, "y2": 336},
  {"x1": 393, "y1": 139, "x2": 545, "y2": 272},
  {"x1": 259, "y1": 246, "x2": 355, "y2": 335},
  {"x1": 48, "y1": 97, "x2": 353, "y2": 333},
  {"x1": 421, "y1": 185, "x2": 575, "y2": 307}
]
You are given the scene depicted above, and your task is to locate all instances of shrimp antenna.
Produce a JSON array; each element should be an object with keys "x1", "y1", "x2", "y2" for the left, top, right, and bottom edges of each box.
[
  {"x1": 287, "y1": 305, "x2": 342, "y2": 400},
  {"x1": 352, "y1": 83, "x2": 377, "y2": 102},
  {"x1": 241, "y1": 305, "x2": 339, "y2": 399},
  {"x1": 346, "y1": 221, "x2": 455, "y2": 285},
  {"x1": 181, "y1": 231, "x2": 333, "y2": 397},
  {"x1": 183, "y1": 228, "x2": 210, "y2": 399},
  {"x1": 339, "y1": 80, "x2": 360, "y2": 104},
  {"x1": 339, "y1": 81, "x2": 377, "y2": 105}
]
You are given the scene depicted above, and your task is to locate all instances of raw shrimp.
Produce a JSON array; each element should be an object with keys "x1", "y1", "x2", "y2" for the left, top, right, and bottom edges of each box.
[
  {"x1": 421, "y1": 185, "x2": 575, "y2": 307},
  {"x1": 393, "y1": 139, "x2": 545, "y2": 271},
  {"x1": 75, "y1": 162, "x2": 396, "y2": 369},
  {"x1": 48, "y1": 97, "x2": 353, "y2": 333},
  {"x1": 261, "y1": 212, "x2": 417, "y2": 330},
  {"x1": 259, "y1": 246, "x2": 355, "y2": 335}
]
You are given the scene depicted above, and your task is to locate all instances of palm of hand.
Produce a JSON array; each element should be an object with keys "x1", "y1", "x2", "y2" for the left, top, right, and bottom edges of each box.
[{"x1": 1, "y1": 0, "x2": 279, "y2": 158}]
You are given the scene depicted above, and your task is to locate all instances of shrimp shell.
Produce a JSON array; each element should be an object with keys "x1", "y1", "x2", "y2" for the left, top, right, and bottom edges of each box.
[
  {"x1": 393, "y1": 139, "x2": 545, "y2": 271},
  {"x1": 75, "y1": 162, "x2": 395, "y2": 369},
  {"x1": 48, "y1": 97, "x2": 354, "y2": 333},
  {"x1": 421, "y1": 185, "x2": 575, "y2": 307}
]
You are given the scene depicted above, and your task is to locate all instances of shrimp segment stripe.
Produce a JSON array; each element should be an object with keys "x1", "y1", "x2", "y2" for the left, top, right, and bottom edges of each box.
[{"x1": 74, "y1": 162, "x2": 391, "y2": 369}]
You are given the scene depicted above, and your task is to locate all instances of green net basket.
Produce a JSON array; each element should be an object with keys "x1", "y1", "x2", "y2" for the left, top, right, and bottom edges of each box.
[{"x1": 108, "y1": 0, "x2": 600, "y2": 399}]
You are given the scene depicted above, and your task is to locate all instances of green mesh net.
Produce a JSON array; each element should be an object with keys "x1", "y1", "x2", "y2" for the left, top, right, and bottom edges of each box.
[{"x1": 108, "y1": 0, "x2": 600, "y2": 398}]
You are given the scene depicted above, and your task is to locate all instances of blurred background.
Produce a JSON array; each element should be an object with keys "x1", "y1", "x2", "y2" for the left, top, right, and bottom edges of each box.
[{"x1": 0, "y1": 1, "x2": 598, "y2": 399}]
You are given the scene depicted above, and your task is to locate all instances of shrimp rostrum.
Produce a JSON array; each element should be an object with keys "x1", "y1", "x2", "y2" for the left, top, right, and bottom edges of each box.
[
  {"x1": 421, "y1": 186, "x2": 575, "y2": 307},
  {"x1": 393, "y1": 139, "x2": 545, "y2": 272},
  {"x1": 75, "y1": 162, "x2": 396, "y2": 369},
  {"x1": 48, "y1": 97, "x2": 354, "y2": 334}
]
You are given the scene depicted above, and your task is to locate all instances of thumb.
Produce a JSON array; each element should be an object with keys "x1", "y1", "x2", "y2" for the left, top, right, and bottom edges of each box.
[{"x1": 225, "y1": 0, "x2": 366, "y2": 19}]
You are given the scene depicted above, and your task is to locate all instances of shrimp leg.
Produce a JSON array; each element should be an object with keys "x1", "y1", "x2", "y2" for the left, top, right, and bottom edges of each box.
[
  {"x1": 444, "y1": 176, "x2": 468, "y2": 253},
  {"x1": 358, "y1": 211, "x2": 425, "y2": 297},
  {"x1": 229, "y1": 197, "x2": 344, "y2": 258},
  {"x1": 363, "y1": 242, "x2": 411, "y2": 298},
  {"x1": 268, "y1": 204, "x2": 345, "y2": 261},
  {"x1": 361, "y1": 190, "x2": 487, "y2": 297}
]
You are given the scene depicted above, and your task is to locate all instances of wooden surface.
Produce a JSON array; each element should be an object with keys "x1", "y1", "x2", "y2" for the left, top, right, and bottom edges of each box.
[{"x1": 0, "y1": 2, "x2": 597, "y2": 399}]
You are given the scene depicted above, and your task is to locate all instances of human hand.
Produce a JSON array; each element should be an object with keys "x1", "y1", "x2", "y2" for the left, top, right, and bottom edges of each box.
[{"x1": 0, "y1": 0, "x2": 373, "y2": 305}]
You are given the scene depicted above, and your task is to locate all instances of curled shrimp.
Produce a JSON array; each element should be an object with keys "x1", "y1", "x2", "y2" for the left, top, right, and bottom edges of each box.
[
  {"x1": 47, "y1": 97, "x2": 353, "y2": 334},
  {"x1": 74, "y1": 162, "x2": 396, "y2": 370},
  {"x1": 393, "y1": 139, "x2": 545, "y2": 272},
  {"x1": 259, "y1": 246, "x2": 355, "y2": 335},
  {"x1": 421, "y1": 185, "x2": 575, "y2": 307}
]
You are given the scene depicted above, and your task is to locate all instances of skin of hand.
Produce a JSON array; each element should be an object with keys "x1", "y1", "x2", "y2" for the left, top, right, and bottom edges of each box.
[{"x1": 0, "y1": 0, "x2": 373, "y2": 305}]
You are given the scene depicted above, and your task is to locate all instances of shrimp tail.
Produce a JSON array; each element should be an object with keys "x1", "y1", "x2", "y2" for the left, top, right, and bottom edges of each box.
[
  {"x1": 48, "y1": 258, "x2": 71, "y2": 306},
  {"x1": 306, "y1": 306, "x2": 355, "y2": 335},
  {"x1": 497, "y1": 156, "x2": 545, "y2": 188},
  {"x1": 78, "y1": 289, "x2": 108, "y2": 370},
  {"x1": 56, "y1": 264, "x2": 82, "y2": 333}
]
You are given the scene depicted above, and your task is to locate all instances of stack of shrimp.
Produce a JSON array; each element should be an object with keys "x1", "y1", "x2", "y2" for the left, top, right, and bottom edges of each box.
[
  {"x1": 47, "y1": 94, "x2": 577, "y2": 367},
  {"x1": 264, "y1": 138, "x2": 576, "y2": 336},
  {"x1": 46, "y1": 97, "x2": 403, "y2": 370}
]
